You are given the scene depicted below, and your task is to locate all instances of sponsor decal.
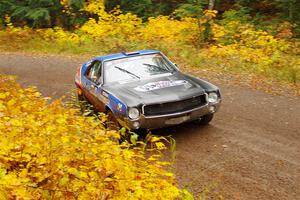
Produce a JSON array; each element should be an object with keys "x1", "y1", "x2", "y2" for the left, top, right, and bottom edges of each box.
[
  {"x1": 117, "y1": 103, "x2": 123, "y2": 112},
  {"x1": 134, "y1": 80, "x2": 189, "y2": 92},
  {"x1": 109, "y1": 94, "x2": 127, "y2": 115},
  {"x1": 106, "y1": 54, "x2": 160, "y2": 67}
]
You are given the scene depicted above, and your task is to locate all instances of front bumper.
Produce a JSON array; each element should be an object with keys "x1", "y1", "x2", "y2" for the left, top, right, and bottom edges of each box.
[{"x1": 123, "y1": 101, "x2": 221, "y2": 130}]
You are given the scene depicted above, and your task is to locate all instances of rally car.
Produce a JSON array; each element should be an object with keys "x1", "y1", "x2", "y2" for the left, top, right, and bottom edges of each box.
[{"x1": 75, "y1": 50, "x2": 221, "y2": 130}]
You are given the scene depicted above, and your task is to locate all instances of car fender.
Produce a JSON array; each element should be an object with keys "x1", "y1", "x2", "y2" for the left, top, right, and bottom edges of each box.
[
  {"x1": 186, "y1": 75, "x2": 220, "y2": 93},
  {"x1": 107, "y1": 93, "x2": 127, "y2": 118}
]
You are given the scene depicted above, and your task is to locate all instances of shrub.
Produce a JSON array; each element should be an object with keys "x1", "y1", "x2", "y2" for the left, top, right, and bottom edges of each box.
[
  {"x1": 0, "y1": 5, "x2": 299, "y2": 85},
  {"x1": 0, "y1": 74, "x2": 188, "y2": 199}
]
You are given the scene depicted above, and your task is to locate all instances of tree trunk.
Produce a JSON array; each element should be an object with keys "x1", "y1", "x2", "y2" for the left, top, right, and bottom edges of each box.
[
  {"x1": 288, "y1": 0, "x2": 296, "y2": 21},
  {"x1": 208, "y1": 0, "x2": 215, "y2": 10}
]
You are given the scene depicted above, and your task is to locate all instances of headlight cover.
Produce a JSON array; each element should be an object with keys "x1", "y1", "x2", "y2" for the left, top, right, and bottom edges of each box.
[
  {"x1": 208, "y1": 92, "x2": 218, "y2": 103},
  {"x1": 128, "y1": 107, "x2": 140, "y2": 120}
]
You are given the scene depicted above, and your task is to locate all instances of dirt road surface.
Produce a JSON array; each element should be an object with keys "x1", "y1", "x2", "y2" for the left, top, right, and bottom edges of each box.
[{"x1": 1, "y1": 53, "x2": 299, "y2": 200}]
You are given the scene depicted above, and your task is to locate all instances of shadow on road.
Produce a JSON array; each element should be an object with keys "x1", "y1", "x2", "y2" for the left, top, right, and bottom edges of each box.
[{"x1": 150, "y1": 121, "x2": 220, "y2": 141}]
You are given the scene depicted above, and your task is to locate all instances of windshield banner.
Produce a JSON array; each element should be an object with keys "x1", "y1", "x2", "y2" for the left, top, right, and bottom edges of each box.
[{"x1": 134, "y1": 80, "x2": 189, "y2": 92}]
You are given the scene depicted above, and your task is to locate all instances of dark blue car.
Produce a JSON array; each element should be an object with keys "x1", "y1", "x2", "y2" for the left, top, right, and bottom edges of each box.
[{"x1": 75, "y1": 50, "x2": 221, "y2": 130}]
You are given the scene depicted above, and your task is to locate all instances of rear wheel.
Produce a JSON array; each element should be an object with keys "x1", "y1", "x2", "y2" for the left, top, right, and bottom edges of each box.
[
  {"x1": 77, "y1": 87, "x2": 84, "y2": 101},
  {"x1": 77, "y1": 94, "x2": 90, "y2": 113},
  {"x1": 77, "y1": 93, "x2": 86, "y2": 111},
  {"x1": 195, "y1": 113, "x2": 214, "y2": 125}
]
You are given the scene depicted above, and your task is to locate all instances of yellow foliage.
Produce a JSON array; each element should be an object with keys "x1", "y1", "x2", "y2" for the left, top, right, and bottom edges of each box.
[
  {"x1": 2, "y1": 15, "x2": 31, "y2": 35},
  {"x1": 204, "y1": 10, "x2": 218, "y2": 19},
  {"x1": 206, "y1": 19, "x2": 299, "y2": 82},
  {"x1": 38, "y1": 27, "x2": 81, "y2": 45},
  {"x1": 82, "y1": 0, "x2": 106, "y2": 16},
  {"x1": 0, "y1": 4, "x2": 299, "y2": 84},
  {"x1": 80, "y1": 12, "x2": 141, "y2": 39},
  {"x1": 0, "y1": 75, "x2": 188, "y2": 199},
  {"x1": 80, "y1": 1, "x2": 142, "y2": 40},
  {"x1": 140, "y1": 16, "x2": 198, "y2": 44}
]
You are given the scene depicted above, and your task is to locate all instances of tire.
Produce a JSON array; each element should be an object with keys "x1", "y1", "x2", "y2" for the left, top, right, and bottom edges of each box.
[
  {"x1": 77, "y1": 94, "x2": 89, "y2": 113},
  {"x1": 77, "y1": 94, "x2": 85, "y2": 111},
  {"x1": 196, "y1": 113, "x2": 214, "y2": 125},
  {"x1": 77, "y1": 93, "x2": 84, "y2": 101},
  {"x1": 106, "y1": 110, "x2": 120, "y2": 131}
]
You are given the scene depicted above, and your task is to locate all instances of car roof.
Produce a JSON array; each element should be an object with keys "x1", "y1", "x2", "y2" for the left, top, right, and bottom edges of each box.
[{"x1": 95, "y1": 50, "x2": 161, "y2": 62}]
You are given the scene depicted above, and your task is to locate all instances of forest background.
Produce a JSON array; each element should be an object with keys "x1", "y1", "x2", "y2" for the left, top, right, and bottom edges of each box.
[{"x1": 0, "y1": 0, "x2": 300, "y2": 87}]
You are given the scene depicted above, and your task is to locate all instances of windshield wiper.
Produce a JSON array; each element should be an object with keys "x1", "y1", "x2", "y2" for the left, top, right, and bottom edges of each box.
[
  {"x1": 114, "y1": 66, "x2": 140, "y2": 79},
  {"x1": 143, "y1": 63, "x2": 175, "y2": 73}
]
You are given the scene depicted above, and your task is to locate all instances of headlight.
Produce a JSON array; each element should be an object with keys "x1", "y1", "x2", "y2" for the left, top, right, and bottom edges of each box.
[
  {"x1": 208, "y1": 92, "x2": 218, "y2": 103},
  {"x1": 128, "y1": 107, "x2": 140, "y2": 120}
]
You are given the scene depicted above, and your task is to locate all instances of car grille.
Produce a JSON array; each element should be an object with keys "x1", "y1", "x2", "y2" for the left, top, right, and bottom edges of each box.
[{"x1": 143, "y1": 94, "x2": 207, "y2": 116}]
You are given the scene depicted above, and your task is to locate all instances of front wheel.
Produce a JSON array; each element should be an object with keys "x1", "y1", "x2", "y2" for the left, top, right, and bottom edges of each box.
[
  {"x1": 195, "y1": 113, "x2": 214, "y2": 125},
  {"x1": 106, "y1": 110, "x2": 121, "y2": 131}
]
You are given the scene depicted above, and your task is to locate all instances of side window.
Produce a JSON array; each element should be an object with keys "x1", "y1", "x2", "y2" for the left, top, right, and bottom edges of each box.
[{"x1": 86, "y1": 61, "x2": 102, "y2": 84}]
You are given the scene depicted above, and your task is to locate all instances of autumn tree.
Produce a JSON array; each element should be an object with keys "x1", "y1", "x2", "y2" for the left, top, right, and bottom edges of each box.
[{"x1": 0, "y1": 0, "x2": 85, "y2": 28}]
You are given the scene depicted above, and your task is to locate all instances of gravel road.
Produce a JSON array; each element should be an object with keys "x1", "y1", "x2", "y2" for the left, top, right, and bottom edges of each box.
[{"x1": 1, "y1": 53, "x2": 299, "y2": 200}]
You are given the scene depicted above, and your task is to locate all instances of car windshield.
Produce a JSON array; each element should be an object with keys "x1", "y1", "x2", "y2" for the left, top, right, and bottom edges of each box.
[{"x1": 104, "y1": 54, "x2": 176, "y2": 83}]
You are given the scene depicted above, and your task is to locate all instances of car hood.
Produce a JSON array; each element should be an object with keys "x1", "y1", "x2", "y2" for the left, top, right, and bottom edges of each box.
[{"x1": 104, "y1": 73, "x2": 206, "y2": 107}]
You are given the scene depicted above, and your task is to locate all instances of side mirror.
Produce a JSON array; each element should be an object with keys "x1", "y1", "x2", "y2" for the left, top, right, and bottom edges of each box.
[{"x1": 173, "y1": 63, "x2": 178, "y2": 67}]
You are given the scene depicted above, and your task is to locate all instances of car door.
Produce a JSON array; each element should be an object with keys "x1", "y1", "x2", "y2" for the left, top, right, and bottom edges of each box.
[{"x1": 82, "y1": 60, "x2": 106, "y2": 112}]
